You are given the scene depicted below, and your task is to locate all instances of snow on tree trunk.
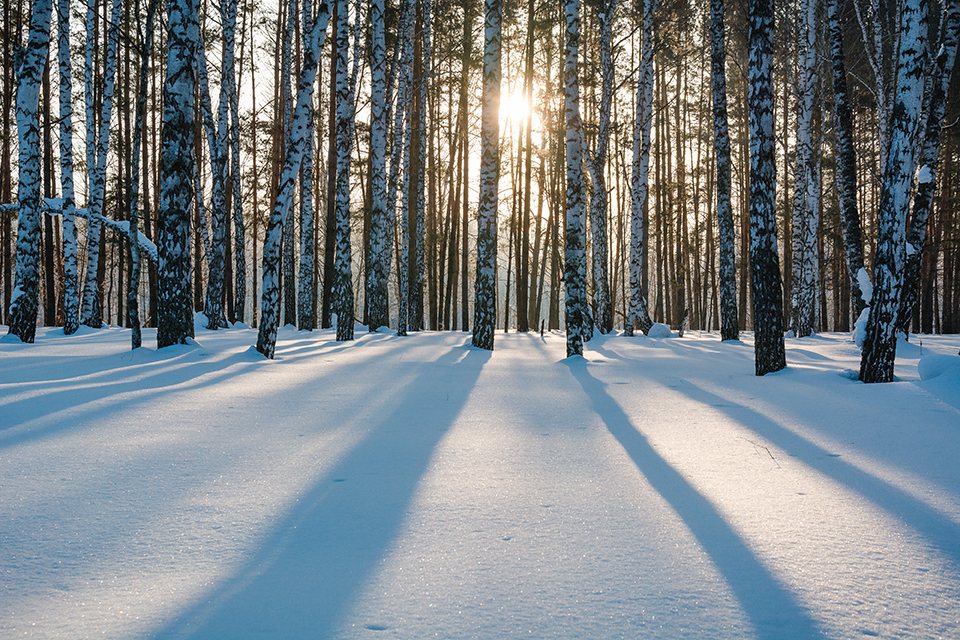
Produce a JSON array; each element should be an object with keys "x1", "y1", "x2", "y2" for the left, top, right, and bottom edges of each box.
[
  {"x1": 57, "y1": 0, "x2": 79, "y2": 336},
  {"x1": 897, "y1": 0, "x2": 959, "y2": 335},
  {"x1": 826, "y1": 0, "x2": 867, "y2": 318},
  {"x1": 625, "y1": 0, "x2": 655, "y2": 337},
  {"x1": 564, "y1": 0, "x2": 588, "y2": 357},
  {"x1": 859, "y1": 0, "x2": 928, "y2": 383},
  {"x1": 334, "y1": 0, "x2": 355, "y2": 341},
  {"x1": 80, "y1": 0, "x2": 123, "y2": 329},
  {"x1": 710, "y1": 0, "x2": 738, "y2": 342},
  {"x1": 157, "y1": 0, "x2": 200, "y2": 348},
  {"x1": 366, "y1": 0, "x2": 389, "y2": 332},
  {"x1": 790, "y1": 0, "x2": 820, "y2": 339},
  {"x1": 297, "y1": 0, "x2": 316, "y2": 332},
  {"x1": 127, "y1": 0, "x2": 159, "y2": 350},
  {"x1": 472, "y1": 0, "x2": 501, "y2": 351},
  {"x1": 256, "y1": 1, "x2": 332, "y2": 358},
  {"x1": 585, "y1": 0, "x2": 615, "y2": 336},
  {"x1": 748, "y1": 0, "x2": 786, "y2": 375},
  {"x1": 6, "y1": 0, "x2": 53, "y2": 343}
]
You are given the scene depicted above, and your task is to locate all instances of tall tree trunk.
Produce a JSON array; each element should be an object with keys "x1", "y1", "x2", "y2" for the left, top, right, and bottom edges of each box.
[
  {"x1": 472, "y1": 0, "x2": 500, "y2": 350},
  {"x1": 366, "y1": 0, "x2": 389, "y2": 331},
  {"x1": 157, "y1": 0, "x2": 200, "y2": 348},
  {"x1": 747, "y1": 0, "x2": 785, "y2": 375},
  {"x1": 58, "y1": 0, "x2": 79, "y2": 335},
  {"x1": 298, "y1": 0, "x2": 317, "y2": 331},
  {"x1": 334, "y1": 0, "x2": 355, "y2": 340},
  {"x1": 859, "y1": 0, "x2": 928, "y2": 382},
  {"x1": 7, "y1": 0, "x2": 53, "y2": 342},
  {"x1": 256, "y1": 0, "x2": 332, "y2": 357}
]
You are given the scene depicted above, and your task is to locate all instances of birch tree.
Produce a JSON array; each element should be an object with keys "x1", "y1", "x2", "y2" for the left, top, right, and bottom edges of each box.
[
  {"x1": 57, "y1": 0, "x2": 79, "y2": 336},
  {"x1": 791, "y1": 0, "x2": 820, "y2": 338},
  {"x1": 585, "y1": 0, "x2": 615, "y2": 335},
  {"x1": 625, "y1": 0, "x2": 655, "y2": 337},
  {"x1": 564, "y1": 0, "x2": 588, "y2": 357},
  {"x1": 472, "y1": 0, "x2": 500, "y2": 351},
  {"x1": 157, "y1": 0, "x2": 200, "y2": 348},
  {"x1": 748, "y1": 0, "x2": 785, "y2": 375},
  {"x1": 334, "y1": 0, "x2": 355, "y2": 341},
  {"x1": 6, "y1": 0, "x2": 53, "y2": 343},
  {"x1": 366, "y1": 0, "x2": 389, "y2": 332},
  {"x1": 395, "y1": 0, "x2": 415, "y2": 338},
  {"x1": 859, "y1": 0, "x2": 928, "y2": 383},
  {"x1": 710, "y1": 0, "x2": 738, "y2": 341},
  {"x1": 256, "y1": 0, "x2": 332, "y2": 358},
  {"x1": 80, "y1": 0, "x2": 123, "y2": 328},
  {"x1": 298, "y1": 0, "x2": 316, "y2": 331}
]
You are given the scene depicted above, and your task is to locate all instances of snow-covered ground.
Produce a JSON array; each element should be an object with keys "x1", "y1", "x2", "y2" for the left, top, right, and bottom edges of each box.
[{"x1": 1, "y1": 323, "x2": 959, "y2": 639}]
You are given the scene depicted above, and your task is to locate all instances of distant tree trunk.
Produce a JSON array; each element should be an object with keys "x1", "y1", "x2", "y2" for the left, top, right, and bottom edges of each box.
[
  {"x1": 748, "y1": 0, "x2": 785, "y2": 375},
  {"x1": 898, "y1": 0, "x2": 959, "y2": 335},
  {"x1": 281, "y1": 0, "x2": 296, "y2": 328},
  {"x1": 257, "y1": 0, "x2": 332, "y2": 357},
  {"x1": 585, "y1": 0, "x2": 615, "y2": 335},
  {"x1": 626, "y1": 0, "x2": 655, "y2": 337},
  {"x1": 58, "y1": 0, "x2": 79, "y2": 335},
  {"x1": 790, "y1": 0, "x2": 819, "y2": 338},
  {"x1": 826, "y1": 0, "x2": 867, "y2": 322},
  {"x1": 563, "y1": 0, "x2": 588, "y2": 357},
  {"x1": 127, "y1": 0, "x2": 159, "y2": 349},
  {"x1": 157, "y1": 0, "x2": 200, "y2": 348},
  {"x1": 80, "y1": 0, "x2": 123, "y2": 328},
  {"x1": 860, "y1": 0, "x2": 928, "y2": 383},
  {"x1": 472, "y1": 0, "x2": 500, "y2": 350},
  {"x1": 230, "y1": 0, "x2": 246, "y2": 324},
  {"x1": 6, "y1": 0, "x2": 52, "y2": 343},
  {"x1": 711, "y1": 0, "x2": 738, "y2": 341}
]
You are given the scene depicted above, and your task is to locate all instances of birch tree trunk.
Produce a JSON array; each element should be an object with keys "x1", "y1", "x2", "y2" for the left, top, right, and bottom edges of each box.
[
  {"x1": 826, "y1": 0, "x2": 867, "y2": 320},
  {"x1": 157, "y1": 0, "x2": 200, "y2": 348},
  {"x1": 256, "y1": 0, "x2": 332, "y2": 358},
  {"x1": 564, "y1": 0, "x2": 588, "y2": 357},
  {"x1": 748, "y1": 0, "x2": 786, "y2": 375},
  {"x1": 80, "y1": 0, "x2": 123, "y2": 328},
  {"x1": 228, "y1": 0, "x2": 246, "y2": 324},
  {"x1": 334, "y1": 0, "x2": 355, "y2": 341},
  {"x1": 366, "y1": 0, "x2": 389, "y2": 331},
  {"x1": 790, "y1": 0, "x2": 820, "y2": 338},
  {"x1": 859, "y1": 0, "x2": 928, "y2": 383},
  {"x1": 898, "y1": 1, "x2": 959, "y2": 335},
  {"x1": 57, "y1": 0, "x2": 79, "y2": 336},
  {"x1": 625, "y1": 0, "x2": 655, "y2": 337},
  {"x1": 472, "y1": 0, "x2": 500, "y2": 351},
  {"x1": 6, "y1": 0, "x2": 53, "y2": 343},
  {"x1": 710, "y1": 0, "x2": 738, "y2": 341},
  {"x1": 298, "y1": 0, "x2": 316, "y2": 331},
  {"x1": 585, "y1": 0, "x2": 615, "y2": 335}
]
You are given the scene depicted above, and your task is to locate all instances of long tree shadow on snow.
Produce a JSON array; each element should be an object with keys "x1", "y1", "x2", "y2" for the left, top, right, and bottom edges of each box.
[
  {"x1": 151, "y1": 341, "x2": 491, "y2": 640},
  {"x1": 565, "y1": 357, "x2": 827, "y2": 639}
]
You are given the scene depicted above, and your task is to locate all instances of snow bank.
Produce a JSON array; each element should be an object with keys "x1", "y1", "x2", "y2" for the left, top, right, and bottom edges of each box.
[{"x1": 918, "y1": 354, "x2": 960, "y2": 381}]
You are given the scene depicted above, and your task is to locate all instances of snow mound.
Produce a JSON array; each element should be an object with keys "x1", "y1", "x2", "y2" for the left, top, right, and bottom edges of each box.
[
  {"x1": 0, "y1": 332, "x2": 25, "y2": 344},
  {"x1": 647, "y1": 323, "x2": 673, "y2": 338},
  {"x1": 918, "y1": 354, "x2": 960, "y2": 381}
]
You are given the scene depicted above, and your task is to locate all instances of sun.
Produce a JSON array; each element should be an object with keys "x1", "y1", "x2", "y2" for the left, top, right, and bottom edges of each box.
[{"x1": 500, "y1": 89, "x2": 531, "y2": 127}]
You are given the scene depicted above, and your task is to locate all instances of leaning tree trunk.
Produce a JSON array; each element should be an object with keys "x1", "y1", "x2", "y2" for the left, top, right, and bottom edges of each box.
[
  {"x1": 6, "y1": 0, "x2": 53, "y2": 343},
  {"x1": 334, "y1": 0, "x2": 355, "y2": 341},
  {"x1": 563, "y1": 0, "x2": 588, "y2": 357},
  {"x1": 585, "y1": 0, "x2": 615, "y2": 336},
  {"x1": 472, "y1": 0, "x2": 501, "y2": 351},
  {"x1": 157, "y1": 0, "x2": 200, "y2": 348},
  {"x1": 57, "y1": 0, "x2": 79, "y2": 336},
  {"x1": 625, "y1": 0, "x2": 655, "y2": 337},
  {"x1": 897, "y1": 0, "x2": 959, "y2": 335},
  {"x1": 826, "y1": 0, "x2": 867, "y2": 320},
  {"x1": 256, "y1": 0, "x2": 332, "y2": 358},
  {"x1": 748, "y1": 0, "x2": 786, "y2": 375},
  {"x1": 790, "y1": 0, "x2": 820, "y2": 338},
  {"x1": 366, "y1": 0, "x2": 389, "y2": 331},
  {"x1": 859, "y1": 0, "x2": 928, "y2": 383},
  {"x1": 710, "y1": 0, "x2": 738, "y2": 341}
]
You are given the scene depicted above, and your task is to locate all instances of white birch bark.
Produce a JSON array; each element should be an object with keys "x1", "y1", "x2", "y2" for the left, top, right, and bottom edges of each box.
[
  {"x1": 859, "y1": 0, "x2": 929, "y2": 382},
  {"x1": 366, "y1": 0, "x2": 389, "y2": 332},
  {"x1": 57, "y1": 0, "x2": 79, "y2": 336},
  {"x1": 472, "y1": 0, "x2": 500, "y2": 351},
  {"x1": 334, "y1": 0, "x2": 355, "y2": 341},
  {"x1": 563, "y1": 0, "x2": 588, "y2": 357},
  {"x1": 256, "y1": 0, "x2": 332, "y2": 358},
  {"x1": 6, "y1": 0, "x2": 53, "y2": 343},
  {"x1": 80, "y1": 0, "x2": 123, "y2": 328},
  {"x1": 625, "y1": 0, "x2": 655, "y2": 337}
]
